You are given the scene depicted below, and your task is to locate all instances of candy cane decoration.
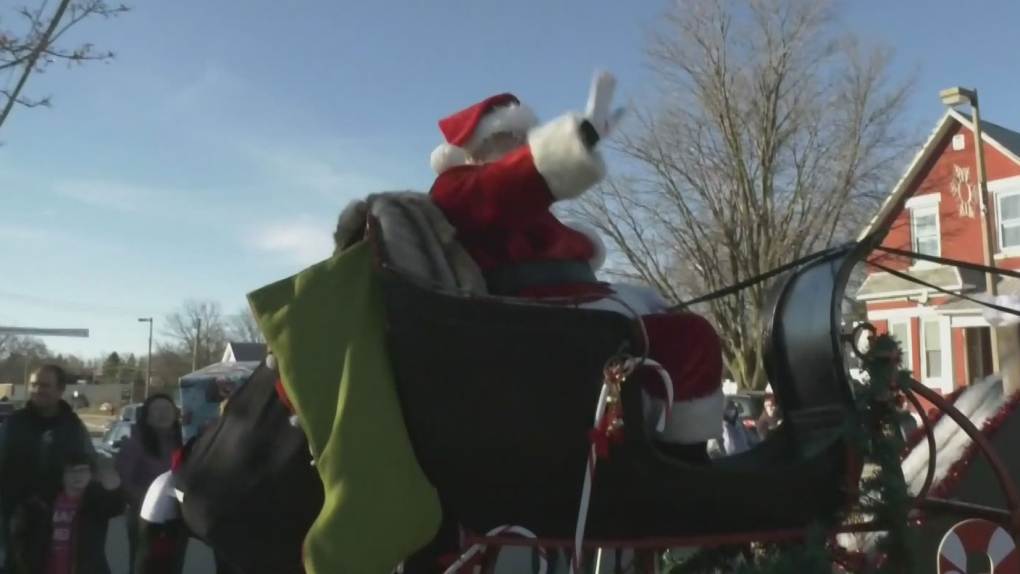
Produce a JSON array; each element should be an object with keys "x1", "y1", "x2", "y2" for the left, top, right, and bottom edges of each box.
[
  {"x1": 441, "y1": 525, "x2": 546, "y2": 574},
  {"x1": 938, "y1": 518, "x2": 1018, "y2": 574},
  {"x1": 570, "y1": 381, "x2": 612, "y2": 574},
  {"x1": 625, "y1": 358, "x2": 673, "y2": 432},
  {"x1": 569, "y1": 357, "x2": 673, "y2": 574}
]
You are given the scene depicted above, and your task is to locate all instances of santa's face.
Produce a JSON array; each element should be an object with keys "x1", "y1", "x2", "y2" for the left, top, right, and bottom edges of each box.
[{"x1": 473, "y1": 132, "x2": 526, "y2": 163}]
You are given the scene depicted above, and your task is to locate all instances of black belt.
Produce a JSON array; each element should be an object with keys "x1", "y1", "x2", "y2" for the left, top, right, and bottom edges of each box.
[{"x1": 484, "y1": 260, "x2": 597, "y2": 295}]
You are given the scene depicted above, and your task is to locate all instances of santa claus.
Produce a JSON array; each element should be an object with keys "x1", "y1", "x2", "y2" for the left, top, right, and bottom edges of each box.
[{"x1": 428, "y1": 71, "x2": 724, "y2": 460}]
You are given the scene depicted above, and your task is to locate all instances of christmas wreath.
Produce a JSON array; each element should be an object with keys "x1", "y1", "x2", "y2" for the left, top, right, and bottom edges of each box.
[{"x1": 669, "y1": 334, "x2": 917, "y2": 574}]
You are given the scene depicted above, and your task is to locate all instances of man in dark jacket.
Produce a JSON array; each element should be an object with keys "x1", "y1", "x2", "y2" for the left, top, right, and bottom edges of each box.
[{"x1": 0, "y1": 364, "x2": 96, "y2": 570}]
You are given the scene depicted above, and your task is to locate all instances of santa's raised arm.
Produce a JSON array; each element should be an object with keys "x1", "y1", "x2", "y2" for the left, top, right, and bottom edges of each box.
[{"x1": 427, "y1": 71, "x2": 726, "y2": 461}]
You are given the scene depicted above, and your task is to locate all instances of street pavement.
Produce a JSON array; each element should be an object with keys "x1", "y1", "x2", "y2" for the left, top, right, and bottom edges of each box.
[{"x1": 105, "y1": 515, "x2": 214, "y2": 573}]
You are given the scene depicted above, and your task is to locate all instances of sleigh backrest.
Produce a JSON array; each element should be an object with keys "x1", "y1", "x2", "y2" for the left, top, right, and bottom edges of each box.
[
  {"x1": 358, "y1": 191, "x2": 487, "y2": 294},
  {"x1": 761, "y1": 242, "x2": 868, "y2": 446}
]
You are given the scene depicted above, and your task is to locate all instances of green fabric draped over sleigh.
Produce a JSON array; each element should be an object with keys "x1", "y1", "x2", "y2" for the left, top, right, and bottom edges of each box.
[{"x1": 247, "y1": 241, "x2": 442, "y2": 574}]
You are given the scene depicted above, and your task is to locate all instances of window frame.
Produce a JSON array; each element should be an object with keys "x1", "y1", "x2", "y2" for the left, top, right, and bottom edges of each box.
[
  {"x1": 919, "y1": 317, "x2": 950, "y2": 392},
  {"x1": 996, "y1": 189, "x2": 1020, "y2": 252},
  {"x1": 909, "y1": 205, "x2": 941, "y2": 266},
  {"x1": 887, "y1": 319, "x2": 913, "y2": 371}
]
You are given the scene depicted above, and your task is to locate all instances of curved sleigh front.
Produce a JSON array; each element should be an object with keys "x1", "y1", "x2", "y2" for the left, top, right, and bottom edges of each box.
[
  {"x1": 372, "y1": 204, "x2": 868, "y2": 539},
  {"x1": 174, "y1": 362, "x2": 323, "y2": 574}
]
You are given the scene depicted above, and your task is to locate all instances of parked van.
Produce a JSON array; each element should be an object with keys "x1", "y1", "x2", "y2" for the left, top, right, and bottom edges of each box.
[{"x1": 178, "y1": 361, "x2": 260, "y2": 440}]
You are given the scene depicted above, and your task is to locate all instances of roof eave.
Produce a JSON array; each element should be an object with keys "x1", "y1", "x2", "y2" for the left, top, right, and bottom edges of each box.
[{"x1": 856, "y1": 110, "x2": 958, "y2": 243}]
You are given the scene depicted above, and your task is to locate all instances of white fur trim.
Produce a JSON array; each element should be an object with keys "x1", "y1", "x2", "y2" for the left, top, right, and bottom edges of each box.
[
  {"x1": 642, "y1": 387, "x2": 725, "y2": 444},
  {"x1": 466, "y1": 104, "x2": 538, "y2": 150},
  {"x1": 561, "y1": 219, "x2": 607, "y2": 271},
  {"x1": 139, "y1": 471, "x2": 180, "y2": 522},
  {"x1": 431, "y1": 143, "x2": 471, "y2": 174},
  {"x1": 528, "y1": 113, "x2": 606, "y2": 200}
]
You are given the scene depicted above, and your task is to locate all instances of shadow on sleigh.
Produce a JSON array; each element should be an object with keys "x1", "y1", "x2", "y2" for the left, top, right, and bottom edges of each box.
[{"x1": 169, "y1": 192, "x2": 871, "y2": 574}]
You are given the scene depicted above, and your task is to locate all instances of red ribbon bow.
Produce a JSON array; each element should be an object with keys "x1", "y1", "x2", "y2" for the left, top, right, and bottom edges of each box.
[{"x1": 589, "y1": 407, "x2": 623, "y2": 458}]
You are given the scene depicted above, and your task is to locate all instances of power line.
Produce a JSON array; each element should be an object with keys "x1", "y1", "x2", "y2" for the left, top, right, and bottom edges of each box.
[{"x1": 0, "y1": 289, "x2": 149, "y2": 316}]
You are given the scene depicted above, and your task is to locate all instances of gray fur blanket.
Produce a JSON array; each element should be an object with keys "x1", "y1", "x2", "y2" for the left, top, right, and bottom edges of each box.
[{"x1": 332, "y1": 191, "x2": 487, "y2": 295}]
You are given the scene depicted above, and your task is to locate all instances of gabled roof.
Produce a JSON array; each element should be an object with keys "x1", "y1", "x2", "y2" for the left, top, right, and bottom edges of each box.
[
  {"x1": 856, "y1": 265, "x2": 971, "y2": 300},
  {"x1": 224, "y1": 342, "x2": 267, "y2": 362},
  {"x1": 857, "y1": 109, "x2": 1020, "y2": 242},
  {"x1": 956, "y1": 111, "x2": 1020, "y2": 160},
  {"x1": 179, "y1": 360, "x2": 260, "y2": 383}
]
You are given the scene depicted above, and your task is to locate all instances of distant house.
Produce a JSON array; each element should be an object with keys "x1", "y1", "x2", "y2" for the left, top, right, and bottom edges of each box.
[
  {"x1": 221, "y1": 342, "x2": 268, "y2": 364},
  {"x1": 856, "y1": 109, "x2": 1020, "y2": 394}
]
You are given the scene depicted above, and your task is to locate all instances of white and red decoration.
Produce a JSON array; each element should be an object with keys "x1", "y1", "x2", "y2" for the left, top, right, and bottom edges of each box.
[{"x1": 938, "y1": 518, "x2": 1018, "y2": 574}]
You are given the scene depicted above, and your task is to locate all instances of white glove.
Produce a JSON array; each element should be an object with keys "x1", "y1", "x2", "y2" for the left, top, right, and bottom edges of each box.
[{"x1": 585, "y1": 70, "x2": 626, "y2": 141}]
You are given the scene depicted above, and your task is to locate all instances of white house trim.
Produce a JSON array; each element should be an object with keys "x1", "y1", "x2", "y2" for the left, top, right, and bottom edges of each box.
[
  {"x1": 858, "y1": 288, "x2": 960, "y2": 303},
  {"x1": 909, "y1": 204, "x2": 942, "y2": 268},
  {"x1": 905, "y1": 193, "x2": 942, "y2": 208},
  {"x1": 887, "y1": 318, "x2": 913, "y2": 370},
  {"x1": 950, "y1": 314, "x2": 990, "y2": 328},
  {"x1": 989, "y1": 177, "x2": 1020, "y2": 256},
  {"x1": 919, "y1": 315, "x2": 954, "y2": 393},
  {"x1": 988, "y1": 175, "x2": 1020, "y2": 193},
  {"x1": 867, "y1": 306, "x2": 940, "y2": 321}
]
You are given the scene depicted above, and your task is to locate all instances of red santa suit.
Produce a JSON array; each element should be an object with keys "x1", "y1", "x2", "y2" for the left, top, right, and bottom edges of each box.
[{"x1": 428, "y1": 93, "x2": 724, "y2": 445}]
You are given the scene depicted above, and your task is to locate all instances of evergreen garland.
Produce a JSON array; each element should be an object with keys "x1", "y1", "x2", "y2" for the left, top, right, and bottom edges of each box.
[{"x1": 669, "y1": 334, "x2": 916, "y2": 574}]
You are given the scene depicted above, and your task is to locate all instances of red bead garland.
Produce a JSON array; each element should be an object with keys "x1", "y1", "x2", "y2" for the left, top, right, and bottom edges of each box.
[
  {"x1": 926, "y1": 390, "x2": 1020, "y2": 502},
  {"x1": 900, "y1": 386, "x2": 967, "y2": 459}
]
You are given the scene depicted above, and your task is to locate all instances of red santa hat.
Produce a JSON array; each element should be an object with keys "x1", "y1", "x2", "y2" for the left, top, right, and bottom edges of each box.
[{"x1": 430, "y1": 93, "x2": 538, "y2": 174}]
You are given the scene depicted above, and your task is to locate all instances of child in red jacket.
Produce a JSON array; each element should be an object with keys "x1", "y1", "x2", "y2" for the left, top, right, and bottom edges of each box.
[{"x1": 9, "y1": 452, "x2": 124, "y2": 574}]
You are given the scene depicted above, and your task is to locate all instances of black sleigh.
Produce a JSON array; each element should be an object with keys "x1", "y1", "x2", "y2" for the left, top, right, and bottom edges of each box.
[
  {"x1": 175, "y1": 194, "x2": 872, "y2": 572},
  {"x1": 369, "y1": 196, "x2": 869, "y2": 540}
]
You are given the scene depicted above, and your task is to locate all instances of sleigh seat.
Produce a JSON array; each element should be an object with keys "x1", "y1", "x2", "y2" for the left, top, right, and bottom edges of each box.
[{"x1": 367, "y1": 191, "x2": 870, "y2": 539}]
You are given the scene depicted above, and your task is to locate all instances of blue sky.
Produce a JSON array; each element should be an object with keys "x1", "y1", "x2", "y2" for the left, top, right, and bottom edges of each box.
[{"x1": 1, "y1": 0, "x2": 1018, "y2": 358}]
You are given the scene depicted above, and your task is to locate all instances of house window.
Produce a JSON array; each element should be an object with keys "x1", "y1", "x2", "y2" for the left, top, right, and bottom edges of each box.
[
  {"x1": 997, "y1": 191, "x2": 1020, "y2": 251},
  {"x1": 910, "y1": 206, "x2": 940, "y2": 259},
  {"x1": 888, "y1": 320, "x2": 912, "y2": 370},
  {"x1": 921, "y1": 318, "x2": 942, "y2": 379}
]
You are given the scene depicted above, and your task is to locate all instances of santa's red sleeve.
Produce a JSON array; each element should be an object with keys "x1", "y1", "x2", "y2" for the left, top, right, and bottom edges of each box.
[{"x1": 430, "y1": 113, "x2": 607, "y2": 232}]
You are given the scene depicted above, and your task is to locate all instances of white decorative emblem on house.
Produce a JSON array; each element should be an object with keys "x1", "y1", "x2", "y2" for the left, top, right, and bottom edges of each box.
[{"x1": 950, "y1": 164, "x2": 976, "y2": 218}]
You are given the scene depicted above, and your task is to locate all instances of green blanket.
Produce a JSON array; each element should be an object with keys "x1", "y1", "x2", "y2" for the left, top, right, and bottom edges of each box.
[{"x1": 247, "y1": 241, "x2": 442, "y2": 574}]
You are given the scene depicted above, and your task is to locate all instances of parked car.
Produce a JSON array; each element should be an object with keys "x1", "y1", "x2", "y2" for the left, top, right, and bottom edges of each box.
[
  {"x1": 96, "y1": 420, "x2": 134, "y2": 455},
  {"x1": 120, "y1": 402, "x2": 141, "y2": 422}
]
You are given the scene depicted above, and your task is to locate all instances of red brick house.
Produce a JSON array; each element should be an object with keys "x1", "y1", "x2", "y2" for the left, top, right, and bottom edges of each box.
[{"x1": 857, "y1": 109, "x2": 1020, "y2": 394}]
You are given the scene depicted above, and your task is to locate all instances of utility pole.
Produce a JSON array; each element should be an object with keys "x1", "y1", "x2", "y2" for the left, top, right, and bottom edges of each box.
[
  {"x1": 192, "y1": 318, "x2": 202, "y2": 372},
  {"x1": 940, "y1": 87, "x2": 1001, "y2": 375},
  {"x1": 137, "y1": 318, "x2": 154, "y2": 399}
]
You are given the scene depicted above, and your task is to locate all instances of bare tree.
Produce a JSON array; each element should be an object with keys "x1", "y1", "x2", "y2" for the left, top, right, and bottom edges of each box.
[
  {"x1": 566, "y1": 0, "x2": 916, "y2": 390},
  {"x1": 0, "y1": 0, "x2": 129, "y2": 133},
  {"x1": 163, "y1": 299, "x2": 228, "y2": 369},
  {"x1": 227, "y1": 307, "x2": 265, "y2": 344},
  {"x1": 148, "y1": 345, "x2": 192, "y2": 389}
]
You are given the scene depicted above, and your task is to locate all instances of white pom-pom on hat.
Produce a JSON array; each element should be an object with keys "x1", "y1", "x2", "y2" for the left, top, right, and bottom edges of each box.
[{"x1": 430, "y1": 143, "x2": 472, "y2": 174}]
